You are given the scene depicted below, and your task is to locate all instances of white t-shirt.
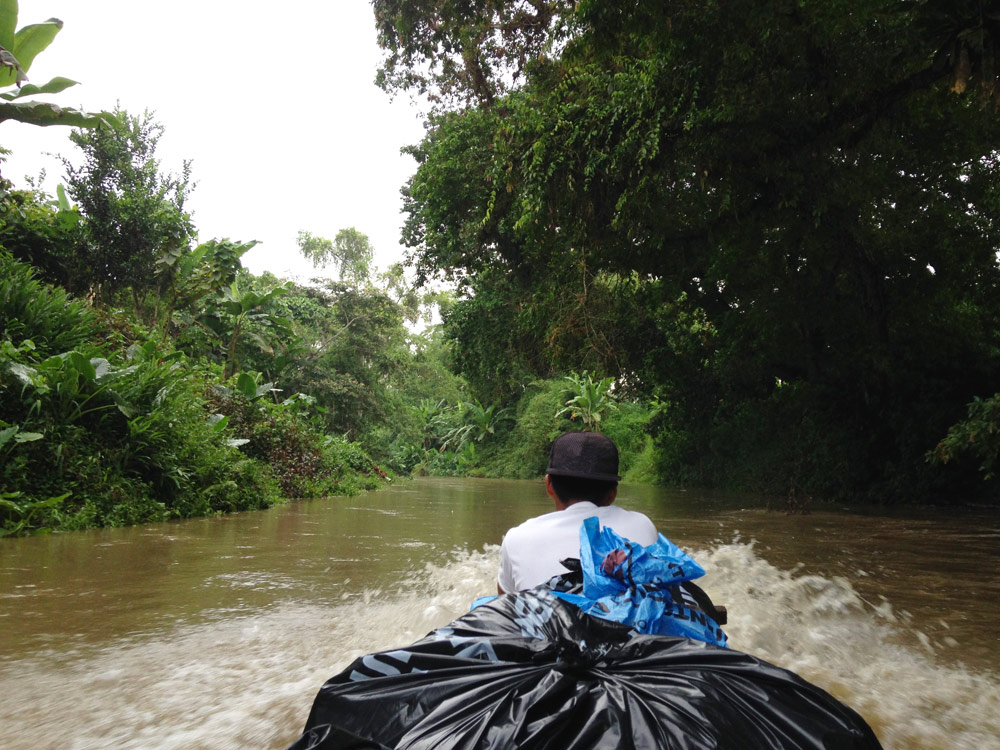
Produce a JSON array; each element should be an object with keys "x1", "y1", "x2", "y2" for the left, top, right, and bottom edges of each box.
[{"x1": 497, "y1": 501, "x2": 659, "y2": 593}]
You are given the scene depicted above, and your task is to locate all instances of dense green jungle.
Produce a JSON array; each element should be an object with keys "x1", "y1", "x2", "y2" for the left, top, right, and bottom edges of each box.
[{"x1": 3, "y1": 0, "x2": 1000, "y2": 536}]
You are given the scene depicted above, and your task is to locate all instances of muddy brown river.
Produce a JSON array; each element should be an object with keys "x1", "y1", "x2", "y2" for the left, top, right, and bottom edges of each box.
[{"x1": 1, "y1": 477, "x2": 998, "y2": 749}]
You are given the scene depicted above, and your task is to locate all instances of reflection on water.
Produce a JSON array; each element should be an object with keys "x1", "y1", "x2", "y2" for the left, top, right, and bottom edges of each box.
[{"x1": 1, "y1": 477, "x2": 998, "y2": 749}]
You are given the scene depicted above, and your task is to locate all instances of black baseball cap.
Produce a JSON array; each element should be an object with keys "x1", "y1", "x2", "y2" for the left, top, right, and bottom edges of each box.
[{"x1": 546, "y1": 431, "x2": 621, "y2": 482}]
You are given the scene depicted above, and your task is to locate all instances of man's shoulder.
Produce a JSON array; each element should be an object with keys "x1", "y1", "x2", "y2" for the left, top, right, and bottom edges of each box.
[
  {"x1": 502, "y1": 504, "x2": 656, "y2": 545},
  {"x1": 595, "y1": 504, "x2": 659, "y2": 543},
  {"x1": 600, "y1": 504, "x2": 654, "y2": 522},
  {"x1": 502, "y1": 508, "x2": 587, "y2": 549},
  {"x1": 505, "y1": 509, "x2": 568, "y2": 536}
]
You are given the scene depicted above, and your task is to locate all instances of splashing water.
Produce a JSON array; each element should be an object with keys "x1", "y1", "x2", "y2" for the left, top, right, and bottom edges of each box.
[
  {"x1": 698, "y1": 543, "x2": 1000, "y2": 749},
  {"x1": 1, "y1": 543, "x2": 997, "y2": 749}
]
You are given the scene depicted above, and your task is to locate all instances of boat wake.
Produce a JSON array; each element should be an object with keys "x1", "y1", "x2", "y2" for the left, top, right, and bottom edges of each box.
[{"x1": 1, "y1": 542, "x2": 996, "y2": 749}]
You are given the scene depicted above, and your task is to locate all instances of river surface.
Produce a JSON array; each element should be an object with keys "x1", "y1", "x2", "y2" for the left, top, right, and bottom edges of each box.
[{"x1": 1, "y1": 477, "x2": 998, "y2": 749}]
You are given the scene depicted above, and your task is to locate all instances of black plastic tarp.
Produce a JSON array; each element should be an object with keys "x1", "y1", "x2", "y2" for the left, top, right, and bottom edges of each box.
[{"x1": 287, "y1": 588, "x2": 880, "y2": 749}]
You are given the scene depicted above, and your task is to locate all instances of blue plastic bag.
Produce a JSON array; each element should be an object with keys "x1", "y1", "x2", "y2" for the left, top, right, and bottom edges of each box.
[{"x1": 553, "y1": 516, "x2": 728, "y2": 647}]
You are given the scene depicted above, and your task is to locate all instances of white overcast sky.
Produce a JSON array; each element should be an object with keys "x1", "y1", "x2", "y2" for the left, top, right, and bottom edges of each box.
[{"x1": 1, "y1": 0, "x2": 428, "y2": 281}]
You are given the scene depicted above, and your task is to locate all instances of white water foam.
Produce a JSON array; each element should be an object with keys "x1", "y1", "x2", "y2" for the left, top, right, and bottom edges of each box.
[
  {"x1": 1, "y1": 543, "x2": 996, "y2": 749},
  {"x1": 697, "y1": 542, "x2": 1000, "y2": 749}
]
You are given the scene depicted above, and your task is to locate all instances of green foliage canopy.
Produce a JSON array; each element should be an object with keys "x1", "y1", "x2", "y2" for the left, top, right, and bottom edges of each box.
[
  {"x1": 374, "y1": 0, "x2": 573, "y2": 107},
  {"x1": 379, "y1": 0, "x2": 1000, "y2": 500}
]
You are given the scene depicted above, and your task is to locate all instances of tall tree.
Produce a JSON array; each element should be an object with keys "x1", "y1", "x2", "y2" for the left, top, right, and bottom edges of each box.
[
  {"x1": 271, "y1": 281, "x2": 409, "y2": 440},
  {"x1": 374, "y1": 0, "x2": 573, "y2": 107},
  {"x1": 298, "y1": 227, "x2": 374, "y2": 284},
  {"x1": 378, "y1": 0, "x2": 1000, "y2": 501},
  {"x1": 63, "y1": 107, "x2": 194, "y2": 310}
]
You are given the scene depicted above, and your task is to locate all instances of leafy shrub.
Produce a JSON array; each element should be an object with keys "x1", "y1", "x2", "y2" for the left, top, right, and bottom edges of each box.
[
  {"x1": 653, "y1": 381, "x2": 867, "y2": 499},
  {"x1": 466, "y1": 376, "x2": 654, "y2": 481},
  {"x1": 0, "y1": 336, "x2": 282, "y2": 533},
  {"x1": 0, "y1": 261, "x2": 285, "y2": 534},
  {"x1": 483, "y1": 379, "x2": 569, "y2": 478},
  {"x1": 556, "y1": 371, "x2": 617, "y2": 431},
  {"x1": 382, "y1": 440, "x2": 425, "y2": 475},
  {"x1": 0, "y1": 251, "x2": 95, "y2": 356},
  {"x1": 601, "y1": 400, "x2": 654, "y2": 478},
  {"x1": 0, "y1": 253, "x2": 388, "y2": 536},
  {"x1": 0, "y1": 186, "x2": 88, "y2": 291},
  {"x1": 623, "y1": 435, "x2": 662, "y2": 485},
  {"x1": 931, "y1": 393, "x2": 1000, "y2": 480},
  {"x1": 413, "y1": 447, "x2": 463, "y2": 477},
  {"x1": 206, "y1": 386, "x2": 385, "y2": 498}
]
